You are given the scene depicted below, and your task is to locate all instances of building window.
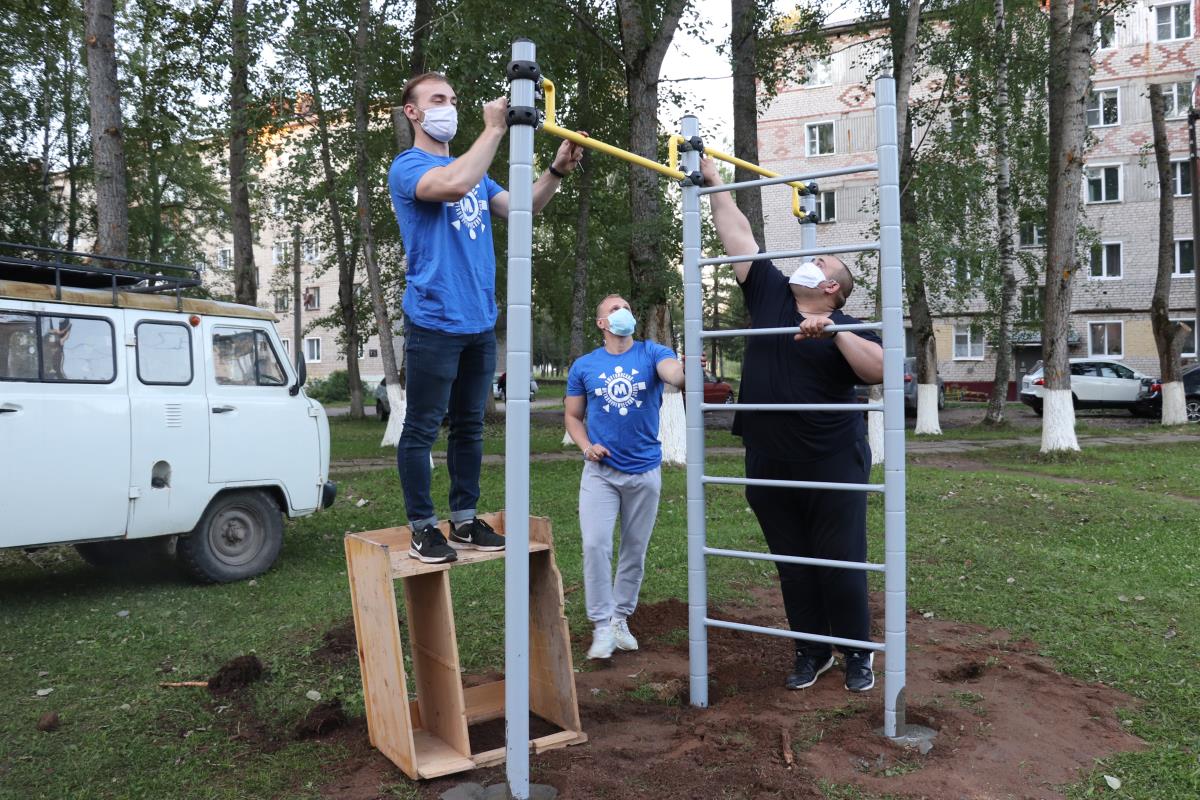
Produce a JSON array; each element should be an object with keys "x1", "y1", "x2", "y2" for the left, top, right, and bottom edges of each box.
[
  {"x1": 1020, "y1": 285, "x2": 1042, "y2": 322},
  {"x1": 1175, "y1": 239, "x2": 1195, "y2": 275},
  {"x1": 803, "y1": 57, "x2": 832, "y2": 87},
  {"x1": 1157, "y1": 2, "x2": 1191, "y2": 41},
  {"x1": 1170, "y1": 318, "x2": 1198, "y2": 356},
  {"x1": 214, "y1": 248, "x2": 232, "y2": 270},
  {"x1": 302, "y1": 238, "x2": 321, "y2": 263},
  {"x1": 1172, "y1": 160, "x2": 1192, "y2": 197},
  {"x1": 1096, "y1": 15, "x2": 1116, "y2": 49},
  {"x1": 1085, "y1": 88, "x2": 1119, "y2": 127},
  {"x1": 1088, "y1": 321, "x2": 1123, "y2": 357},
  {"x1": 304, "y1": 337, "x2": 322, "y2": 363},
  {"x1": 1019, "y1": 221, "x2": 1047, "y2": 248},
  {"x1": 272, "y1": 241, "x2": 291, "y2": 266},
  {"x1": 1164, "y1": 81, "x2": 1192, "y2": 119},
  {"x1": 303, "y1": 287, "x2": 320, "y2": 310},
  {"x1": 281, "y1": 338, "x2": 290, "y2": 355},
  {"x1": 274, "y1": 292, "x2": 290, "y2": 313},
  {"x1": 953, "y1": 323, "x2": 984, "y2": 360},
  {"x1": 815, "y1": 190, "x2": 836, "y2": 222},
  {"x1": 1085, "y1": 164, "x2": 1121, "y2": 203},
  {"x1": 1089, "y1": 242, "x2": 1122, "y2": 280},
  {"x1": 805, "y1": 121, "x2": 835, "y2": 156}
]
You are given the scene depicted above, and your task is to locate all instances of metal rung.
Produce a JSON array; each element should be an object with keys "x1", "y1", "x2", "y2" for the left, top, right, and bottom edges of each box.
[
  {"x1": 705, "y1": 546, "x2": 885, "y2": 572},
  {"x1": 701, "y1": 242, "x2": 879, "y2": 267},
  {"x1": 705, "y1": 617, "x2": 885, "y2": 652},
  {"x1": 698, "y1": 162, "x2": 881, "y2": 196},
  {"x1": 704, "y1": 475, "x2": 884, "y2": 493},
  {"x1": 700, "y1": 322, "x2": 882, "y2": 339},
  {"x1": 705, "y1": 402, "x2": 879, "y2": 412}
]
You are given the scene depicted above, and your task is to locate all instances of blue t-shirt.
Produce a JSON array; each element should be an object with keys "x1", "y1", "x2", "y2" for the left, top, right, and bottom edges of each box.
[
  {"x1": 567, "y1": 340, "x2": 677, "y2": 474},
  {"x1": 387, "y1": 148, "x2": 506, "y2": 334}
]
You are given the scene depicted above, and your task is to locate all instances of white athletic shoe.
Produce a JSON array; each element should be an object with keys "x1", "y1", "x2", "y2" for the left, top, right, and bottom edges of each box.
[
  {"x1": 587, "y1": 623, "x2": 616, "y2": 659},
  {"x1": 612, "y1": 618, "x2": 638, "y2": 651}
]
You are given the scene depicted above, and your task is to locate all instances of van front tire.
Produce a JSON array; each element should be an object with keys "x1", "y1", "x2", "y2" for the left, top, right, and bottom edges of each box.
[{"x1": 178, "y1": 490, "x2": 283, "y2": 583}]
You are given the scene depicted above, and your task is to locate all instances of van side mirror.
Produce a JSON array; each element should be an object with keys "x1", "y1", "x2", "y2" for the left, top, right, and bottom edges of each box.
[{"x1": 290, "y1": 355, "x2": 306, "y2": 396}]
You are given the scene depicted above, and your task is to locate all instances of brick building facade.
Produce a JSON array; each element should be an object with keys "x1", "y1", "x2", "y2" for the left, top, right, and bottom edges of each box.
[{"x1": 756, "y1": 4, "x2": 1200, "y2": 396}]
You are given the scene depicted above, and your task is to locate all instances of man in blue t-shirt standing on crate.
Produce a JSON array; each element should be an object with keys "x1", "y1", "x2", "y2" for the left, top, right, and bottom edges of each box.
[
  {"x1": 565, "y1": 294, "x2": 690, "y2": 659},
  {"x1": 388, "y1": 71, "x2": 583, "y2": 564}
]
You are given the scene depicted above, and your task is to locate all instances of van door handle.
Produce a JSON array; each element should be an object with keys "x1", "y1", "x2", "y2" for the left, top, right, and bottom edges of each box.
[
  {"x1": 0, "y1": 403, "x2": 20, "y2": 414},
  {"x1": 212, "y1": 405, "x2": 236, "y2": 414}
]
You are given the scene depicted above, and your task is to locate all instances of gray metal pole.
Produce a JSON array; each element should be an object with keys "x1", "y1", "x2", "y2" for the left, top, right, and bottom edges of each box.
[
  {"x1": 801, "y1": 191, "x2": 817, "y2": 249},
  {"x1": 505, "y1": 37, "x2": 536, "y2": 800},
  {"x1": 681, "y1": 115, "x2": 708, "y2": 708},
  {"x1": 874, "y1": 74, "x2": 907, "y2": 740}
]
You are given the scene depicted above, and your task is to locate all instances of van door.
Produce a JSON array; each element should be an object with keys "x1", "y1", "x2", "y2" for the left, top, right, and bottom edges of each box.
[
  {"x1": 0, "y1": 307, "x2": 130, "y2": 547},
  {"x1": 125, "y1": 315, "x2": 211, "y2": 538},
  {"x1": 204, "y1": 321, "x2": 319, "y2": 512}
]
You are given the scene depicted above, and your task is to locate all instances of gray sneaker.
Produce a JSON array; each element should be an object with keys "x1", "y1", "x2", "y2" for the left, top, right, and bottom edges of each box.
[
  {"x1": 408, "y1": 524, "x2": 457, "y2": 564},
  {"x1": 449, "y1": 518, "x2": 506, "y2": 551}
]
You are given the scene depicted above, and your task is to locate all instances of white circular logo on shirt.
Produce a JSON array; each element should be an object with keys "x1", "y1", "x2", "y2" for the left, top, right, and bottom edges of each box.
[
  {"x1": 594, "y1": 366, "x2": 647, "y2": 416},
  {"x1": 451, "y1": 188, "x2": 486, "y2": 241}
]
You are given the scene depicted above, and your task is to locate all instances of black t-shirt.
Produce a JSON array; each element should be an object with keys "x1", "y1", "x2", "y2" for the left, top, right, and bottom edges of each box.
[{"x1": 733, "y1": 259, "x2": 881, "y2": 461}]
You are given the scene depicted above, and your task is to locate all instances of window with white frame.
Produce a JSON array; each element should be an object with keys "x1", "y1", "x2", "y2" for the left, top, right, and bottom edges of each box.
[
  {"x1": 1019, "y1": 221, "x2": 1047, "y2": 248},
  {"x1": 1157, "y1": 2, "x2": 1192, "y2": 41},
  {"x1": 1175, "y1": 238, "x2": 1195, "y2": 275},
  {"x1": 272, "y1": 241, "x2": 290, "y2": 266},
  {"x1": 303, "y1": 286, "x2": 320, "y2": 310},
  {"x1": 1172, "y1": 160, "x2": 1192, "y2": 196},
  {"x1": 1020, "y1": 285, "x2": 1042, "y2": 321},
  {"x1": 214, "y1": 248, "x2": 232, "y2": 270},
  {"x1": 1164, "y1": 81, "x2": 1192, "y2": 118},
  {"x1": 1085, "y1": 164, "x2": 1122, "y2": 203},
  {"x1": 274, "y1": 292, "x2": 290, "y2": 313},
  {"x1": 1089, "y1": 241, "x2": 1123, "y2": 279},
  {"x1": 1096, "y1": 15, "x2": 1116, "y2": 49},
  {"x1": 815, "y1": 190, "x2": 836, "y2": 222},
  {"x1": 1170, "y1": 318, "x2": 1198, "y2": 356},
  {"x1": 1088, "y1": 321, "x2": 1123, "y2": 357},
  {"x1": 281, "y1": 338, "x2": 290, "y2": 355},
  {"x1": 304, "y1": 337, "x2": 322, "y2": 363},
  {"x1": 1086, "y1": 88, "x2": 1119, "y2": 127},
  {"x1": 302, "y1": 238, "x2": 320, "y2": 263},
  {"x1": 804, "y1": 57, "x2": 832, "y2": 87},
  {"x1": 805, "y1": 121, "x2": 835, "y2": 156},
  {"x1": 953, "y1": 323, "x2": 984, "y2": 360}
]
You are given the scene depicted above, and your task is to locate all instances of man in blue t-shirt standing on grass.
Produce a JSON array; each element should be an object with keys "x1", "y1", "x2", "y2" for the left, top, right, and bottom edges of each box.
[
  {"x1": 388, "y1": 71, "x2": 583, "y2": 564},
  {"x1": 565, "y1": 294, "x2": 691, "y2": 659}
]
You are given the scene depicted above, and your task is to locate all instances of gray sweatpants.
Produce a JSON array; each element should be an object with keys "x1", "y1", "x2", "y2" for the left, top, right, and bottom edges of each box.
[{"x1": 578, "y1": 461, "x2": 662, "y2": 625}]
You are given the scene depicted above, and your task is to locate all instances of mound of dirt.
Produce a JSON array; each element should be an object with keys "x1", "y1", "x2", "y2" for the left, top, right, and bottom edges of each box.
[
  {"x1": 296, "y1": 700, "x2": 348, "y2": 739},
  {"x1": 207, "y1": 654, "x2": 265, "y2": 696},
  {"x1": 313, "y1": 619, "x2": 358, "y2": 663}
]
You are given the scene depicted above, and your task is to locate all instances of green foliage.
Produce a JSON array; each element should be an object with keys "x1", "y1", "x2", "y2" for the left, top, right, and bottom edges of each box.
[{"x1": 305, "y1": 369, "x2": 370, "y2": 403}]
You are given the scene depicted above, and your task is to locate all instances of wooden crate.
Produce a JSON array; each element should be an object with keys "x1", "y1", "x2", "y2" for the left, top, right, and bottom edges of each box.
[{"x1": 344, "y1": 512, "x2": 587, "y2": 780}]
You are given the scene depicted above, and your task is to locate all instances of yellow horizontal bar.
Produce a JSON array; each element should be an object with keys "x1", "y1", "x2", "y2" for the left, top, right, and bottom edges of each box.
[{"x1": 668, "y1": 135, "x2": 810, "y2": 218}]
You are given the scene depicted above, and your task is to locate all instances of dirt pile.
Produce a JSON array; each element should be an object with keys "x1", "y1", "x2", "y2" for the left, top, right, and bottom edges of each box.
[{"x1": 207, "y1": 654, "x2": 265, "y2": 696}]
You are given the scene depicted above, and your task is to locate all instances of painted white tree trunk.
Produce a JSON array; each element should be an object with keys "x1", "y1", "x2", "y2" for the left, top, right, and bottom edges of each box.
[
  {"x1": 1161, "y1": 381, "x2": 1187, "y2": 426},
  {"x1": 867, "y1": 385, "x2": 884, "y2": 464},
  {"x1": 380, "y1": 383, "x2": 406, "y2": 447},
  {"x1": 562, "y1": 429, "x2": 574, "y2": 447},
  {"x1": 914, "y1": 383, "x2": 941, "y2": 435},
  {"x1": 1040, "y1": 389, "x2": 1079, "y2": 452},
  {"x1": 658, "y1": 384, "x2": 686, "y2": 465}
]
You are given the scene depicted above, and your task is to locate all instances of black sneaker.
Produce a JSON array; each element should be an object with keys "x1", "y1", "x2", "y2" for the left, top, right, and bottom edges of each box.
[
  {"x1": 449, "y1": 518, "x2": 506, "y2": 552},
  {"x1": 785, "y1": 651, "x2": 835, "y2": 690},
  {"x1": 409, "y1": 524, "x2": 457, "y2": 564},
  {"x1": 844, "y1": 650, "x2": 875, "y2": 692}
]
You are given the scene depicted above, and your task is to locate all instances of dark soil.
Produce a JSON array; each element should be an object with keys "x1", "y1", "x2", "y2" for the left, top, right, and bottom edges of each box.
[
  {"x1": 207, "y1": 654, "x2": 265, "y2": 696},
  {"x1": 296, "y1": 701, "x2": 349, "y2": 739},
  {"x1": 312, "y1": 619, "x2": 358, "y2": 663},
  {"x1": 468, "y1": 715, "x2": 563, "y2": 755}
]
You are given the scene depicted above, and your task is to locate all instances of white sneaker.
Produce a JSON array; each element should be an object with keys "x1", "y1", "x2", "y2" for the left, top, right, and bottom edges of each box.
[
  {"x1": 612, "y1": 618, "x2": 638, "y2": 651},
  {"x1": 587, "y1": 623, "x2": 616, "y2": 659}
]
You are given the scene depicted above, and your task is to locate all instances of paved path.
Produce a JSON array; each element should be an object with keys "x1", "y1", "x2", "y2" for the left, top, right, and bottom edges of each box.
[{"x1": 325, "y1": 397, "x2": 562, "y2": 417}]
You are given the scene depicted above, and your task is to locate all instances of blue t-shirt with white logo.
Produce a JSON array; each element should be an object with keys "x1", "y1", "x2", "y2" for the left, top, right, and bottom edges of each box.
[
  {"x1": 388, "y1": 148, "x2": 506, "y2": 334},
  {"x1": 567, "y1": 340, "x2": 677, "y2": 474}
]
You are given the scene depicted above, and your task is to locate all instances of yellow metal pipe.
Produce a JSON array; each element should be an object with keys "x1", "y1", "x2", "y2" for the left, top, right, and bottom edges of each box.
[{"x1": 668, "y1": 135, "x2": 811, "y2": 218}]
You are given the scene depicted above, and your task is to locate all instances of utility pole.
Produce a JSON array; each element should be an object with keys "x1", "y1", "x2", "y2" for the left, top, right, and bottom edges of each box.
[
  {"x1": 1190, "y1": 73, "x2": 1200, "y2": 354},
  {"x1": 292, "y1": 224, "x2": 302, "y2": 371}
]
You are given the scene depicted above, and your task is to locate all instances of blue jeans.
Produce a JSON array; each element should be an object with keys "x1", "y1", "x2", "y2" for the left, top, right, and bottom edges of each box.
[{"x1": 398, "y1": 323, "x2": 496, "y2": 527}]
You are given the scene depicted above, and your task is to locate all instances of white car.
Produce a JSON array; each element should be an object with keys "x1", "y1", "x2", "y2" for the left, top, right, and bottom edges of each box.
[
  {"x1": 0, "y1": 245, "x2": 335, "y2": 582},
  {"x1": 1019, "y1": 358, "x2": 1153, "y2": 416}
]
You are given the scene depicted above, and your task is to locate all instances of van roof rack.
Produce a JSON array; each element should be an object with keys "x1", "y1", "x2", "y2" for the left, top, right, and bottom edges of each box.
[{"x1": 0, "y1": 242, "x2": 203, "y2": 311}]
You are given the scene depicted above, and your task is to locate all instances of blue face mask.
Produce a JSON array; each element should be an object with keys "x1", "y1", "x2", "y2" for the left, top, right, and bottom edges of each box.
[{"x1": 606, "y1": 307, "x2": 637, "y2": 337}]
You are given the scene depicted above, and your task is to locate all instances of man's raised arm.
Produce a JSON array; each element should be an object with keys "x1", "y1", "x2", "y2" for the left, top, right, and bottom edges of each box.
[{"x1": 699, "y1": 157, "x2": 760, "y2": 284}]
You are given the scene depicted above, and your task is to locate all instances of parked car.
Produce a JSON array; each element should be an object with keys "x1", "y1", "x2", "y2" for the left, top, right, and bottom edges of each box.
[
  {"x1": 1129, "y1": 364, "x2": 1200, "y2": 422},
  {"x1": 854, "y1": 356, "x2": 944, "y2": 414},
  {"x1": 1018, "y1": 358, "x2": 1154, "y2": 416},
  {"x1": 703, "y1": 372, "x2": 736, "y2": 404},
  {"x1": 374, "y1": 378, "x2": 391, "y2": 422},
  {"x1": 493, "y1": 372, "x2": 538, "y2": 402},
  {"x1": 0, "y1": 244, "x2": 335, "y2": 583}
]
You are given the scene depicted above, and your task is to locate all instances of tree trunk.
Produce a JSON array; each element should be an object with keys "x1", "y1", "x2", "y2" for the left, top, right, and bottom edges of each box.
[
  {"x1": 731, "y1": 0, "x2": 765, "y2": 241},
  {"x1": 38, "y1": 48, "x2": 55, "y2": 247},
  {"x1": 354, "y1": 0, "x2": 405, "y2": 445},
  {"x1": 84, "y1": 0, "x2": 129, "y2": 258},
  {"x1": 984, "y1": 0, "x2": 1016, "y2": 425},
  {"x1": 63, "y1": 29, "x2": 80, "y2": 252},
  {"x1": 229, "y1": 0, "x2": 256, "y2": 304},
  {"x1": 409, "y1": 0, "x2": 434, "y2": 75},
  {"x1": 567, "y1": 27, "x2": 594, "y2": 365},
  {"x1": 1149, "y1": 84, "x2": 1190, "y2": 425},
  {"x1": 1041, "y1": 0, "x2": 1097, "y2": 453}
]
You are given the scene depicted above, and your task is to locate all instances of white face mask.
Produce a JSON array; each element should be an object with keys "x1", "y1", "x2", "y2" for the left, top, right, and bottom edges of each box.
[
  {"x1": 418, "y1": 105, "x2": 458, "y2": 143},
  {"x1": 788, "y1": 261, "x2": 827, "y2": 289}
]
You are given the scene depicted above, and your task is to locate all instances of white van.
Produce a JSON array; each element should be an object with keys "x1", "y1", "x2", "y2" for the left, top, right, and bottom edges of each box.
[{"x1": 0, "y1": 247, "x2": 334, "y2": 582}]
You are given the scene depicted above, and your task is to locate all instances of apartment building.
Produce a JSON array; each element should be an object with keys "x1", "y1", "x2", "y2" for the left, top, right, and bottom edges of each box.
[{"x1": 757, "y1": 4, "x2": 1200, "y2": 394}]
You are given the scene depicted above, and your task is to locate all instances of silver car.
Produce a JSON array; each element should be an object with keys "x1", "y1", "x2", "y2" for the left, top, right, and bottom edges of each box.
[{"x1": 1019, "y1": 358, "x2": 1153, "y2": 416}]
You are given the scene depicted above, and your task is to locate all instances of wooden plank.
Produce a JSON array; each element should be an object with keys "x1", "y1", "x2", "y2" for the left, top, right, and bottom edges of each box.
[
  {"x1": 404, "y1": 571, "x2": 471, "y2": 758},
  {"x1": 532, "y1": 730, "x2": 588, "y2": 754},
  {"x1": 470, "y1": 746, "x2": 507, "y2": 770},
  {"x1": 463, "y1": 680, "x2": 506, "y2": 724},
  {"x1": 527, "y1": 518, "x2": 584, "y2": 734},
  {"x1": 366, "y1": 514, "x2": 548, "y2": 580},
  {"x1": 412, "y1": 730, "x2": 477, "y2": 779},
  {"x1": 344, "y1": 535, "x2": 418, "y2": 778}
]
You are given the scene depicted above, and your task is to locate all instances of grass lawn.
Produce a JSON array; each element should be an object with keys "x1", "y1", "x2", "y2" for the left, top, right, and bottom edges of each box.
[{"x1": 1, "y1": 443, "x2": 1198, "y2": 799}]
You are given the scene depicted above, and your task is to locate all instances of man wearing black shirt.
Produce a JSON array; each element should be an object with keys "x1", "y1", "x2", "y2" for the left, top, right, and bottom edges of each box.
[{"x1": 700, "y1": 157, "x2": 884, "y2": 693}]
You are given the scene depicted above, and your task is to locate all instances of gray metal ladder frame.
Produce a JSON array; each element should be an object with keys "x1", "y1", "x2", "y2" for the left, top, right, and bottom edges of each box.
[{"x1": 680, "y1": 76, "x2": 908, "y2": 738}]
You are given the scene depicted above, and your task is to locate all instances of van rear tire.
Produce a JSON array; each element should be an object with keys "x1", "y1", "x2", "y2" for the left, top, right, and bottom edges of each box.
[{"x1": 177, "y1": 490, "x2": 283, "y2": 583}]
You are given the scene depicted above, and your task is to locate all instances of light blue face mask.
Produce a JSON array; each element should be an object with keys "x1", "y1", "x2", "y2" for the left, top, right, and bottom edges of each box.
[{"x1": 606, "y1": 307, "x2": 637, "y2": 337}]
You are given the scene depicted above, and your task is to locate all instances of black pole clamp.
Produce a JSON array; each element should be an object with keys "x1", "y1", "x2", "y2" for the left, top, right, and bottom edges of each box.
[
  {"x1": 677, "y1": 135, "x2": 705, "y2": 153},
  {"x1": 797, "y1": 211, "x2": 820, "y2": 224},
  {"x1": 506, "y1": 59, "x2": 542, "y2": 83},
  {"x1": 507, "y1": 106, "x2": 540, "y2": 127},
  {"x1": 685, "y1": 170, "x2": 704, "y2": 186},
  {"x1": 804, "y1": 181, "x2": 819, "y2": 196}
]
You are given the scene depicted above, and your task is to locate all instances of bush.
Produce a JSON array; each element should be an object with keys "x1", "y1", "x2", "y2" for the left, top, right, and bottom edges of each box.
[{"x1": 306, "y1": 370, "x2": 370, "y2": 404}]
